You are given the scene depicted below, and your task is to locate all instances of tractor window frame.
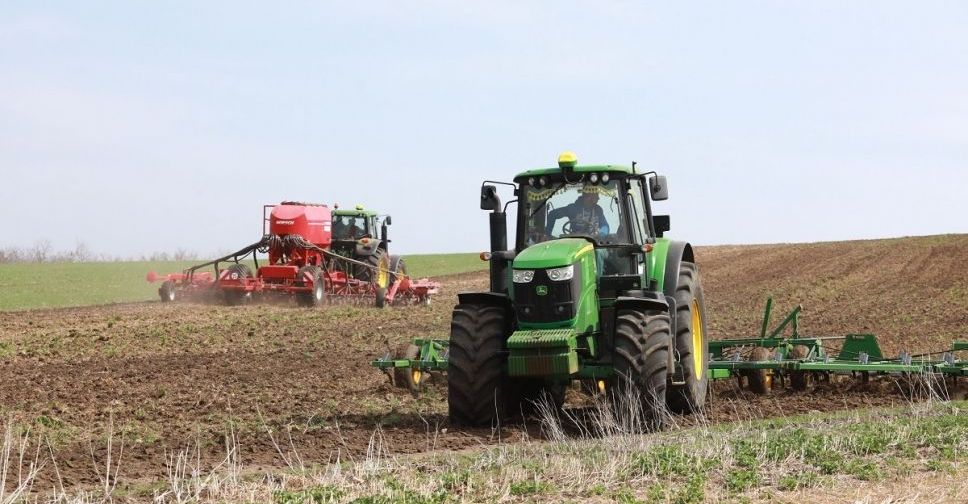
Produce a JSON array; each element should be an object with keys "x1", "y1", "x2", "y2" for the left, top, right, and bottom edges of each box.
[
  {"x1": 515, "y1": 173, "x2": 641, "y2": 252},
  {"x1": 626, "y1": 178, "x2": 648, "y2": 246}
]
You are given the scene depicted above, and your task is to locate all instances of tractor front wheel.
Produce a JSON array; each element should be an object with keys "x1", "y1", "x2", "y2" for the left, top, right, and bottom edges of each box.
[
  {"x1": 668, "y1": 262, "x2": 710, "y2": 413},
  {"x1": 447, "y1": 303, "x2": 513, "y2": 426},
  {"x1": 613, "y1": 308, "x2": 672, "y2": 426}
]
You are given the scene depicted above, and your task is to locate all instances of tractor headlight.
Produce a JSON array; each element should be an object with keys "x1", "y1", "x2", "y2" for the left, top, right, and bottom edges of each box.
[
  {"x1": 546, "y1": 265, "x2": 574, "y2": 282},
  {"x1": 512, "y1": 269, "x2": 535, "y2": 283}
]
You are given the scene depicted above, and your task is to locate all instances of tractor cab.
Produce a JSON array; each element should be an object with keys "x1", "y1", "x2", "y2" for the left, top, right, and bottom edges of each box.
[
  {"x1": 330, "y1": 205, "x2": 390, "y2": 259},
  {"x1": 330, "y1": 205, "x2": 394, "y2": 284},
  {"x1": 498, "y1": 153, "x2": 673, "y2": 328}
]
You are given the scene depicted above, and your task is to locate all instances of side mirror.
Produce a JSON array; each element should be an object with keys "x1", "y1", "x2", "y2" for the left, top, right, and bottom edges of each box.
[
  {"x1": 650, "y1": 175, "x2": 669, "y2": 201},
  {"x1": 654, "y1": 215, "x2": 671, "y2": 237},
  {"x1": 383, "y1": 215, "x2": 392, "y2": 226},
  {"x1": 481, "y1": 184, "x2": 501, "y2": 211}
]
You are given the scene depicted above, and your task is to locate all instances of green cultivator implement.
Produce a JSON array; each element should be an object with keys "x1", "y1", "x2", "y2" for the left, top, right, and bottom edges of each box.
[
  {"x1": 373, "y1": 297, "x2": 966, "y2": 396},
  {"x1": 706, "y1": 298, "x2": 967, "y2": 393},
  {"x1": 372, "y1": 152, "x2": 966, "y2": 425}
]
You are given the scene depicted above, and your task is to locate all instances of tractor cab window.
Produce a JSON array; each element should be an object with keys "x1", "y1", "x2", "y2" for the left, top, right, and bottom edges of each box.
[
  {"x1": 522, "y1": 180, "x2": 626, "y2": 247},
  {"x1": 332, "y1": 215, "x2": 368, "y2": 240}
]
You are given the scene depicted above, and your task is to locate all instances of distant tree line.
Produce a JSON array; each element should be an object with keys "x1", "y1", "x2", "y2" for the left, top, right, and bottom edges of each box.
[{"x1": 0, "y1": 240, "x2": 198, "y2": 263}]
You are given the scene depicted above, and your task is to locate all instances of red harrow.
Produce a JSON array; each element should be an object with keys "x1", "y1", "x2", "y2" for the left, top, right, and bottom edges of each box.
[{"x1": 146, "y1": 202, "x2": 439, "y2": 307}]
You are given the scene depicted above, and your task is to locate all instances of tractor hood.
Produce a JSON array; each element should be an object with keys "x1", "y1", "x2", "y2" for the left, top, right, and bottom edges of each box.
[{"x1": 513, "y1": 238, "x2": 594, "y2": 270}]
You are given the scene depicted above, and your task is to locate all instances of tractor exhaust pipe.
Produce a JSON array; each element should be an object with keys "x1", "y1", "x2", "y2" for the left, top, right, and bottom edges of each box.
[
  {"x1": 489, "y1": 211, "x2": 509, "y2": 294},
  {"x1": 481, "y1": 184, "x2": 510, "y2": 295}
]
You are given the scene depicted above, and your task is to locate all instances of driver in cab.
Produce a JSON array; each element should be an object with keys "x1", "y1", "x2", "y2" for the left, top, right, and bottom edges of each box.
[{"x1": 545, "y1": 189, "x2": 610, "y2": 238}]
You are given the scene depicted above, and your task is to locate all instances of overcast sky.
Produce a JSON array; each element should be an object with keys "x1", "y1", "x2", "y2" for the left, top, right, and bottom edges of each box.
[{"x1": 1, "y1": 1, "x2": 966, "y2": 257}]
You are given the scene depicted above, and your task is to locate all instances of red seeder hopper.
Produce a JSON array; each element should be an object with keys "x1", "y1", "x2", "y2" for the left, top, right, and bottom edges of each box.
[{"x1": 146, "y1": 202, "x2": 439, "y2": 307}]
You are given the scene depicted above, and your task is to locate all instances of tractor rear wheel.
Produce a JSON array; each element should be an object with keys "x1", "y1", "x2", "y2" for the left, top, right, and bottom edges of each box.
[
  {"x1": 223, "y1": 264, "x2": 253, "y2": 306},
  {"x1": 389, "y1": 256, "x2": 407, "y2": 285},
  {"x1": 393, "y1": 343, "x2": 424, "y2": 394},
  {"x1": 388, "y1": 256, "x2": 409, "y2": 306},
  {"x1": 447, "y1": 303, "x2": 514, "y2": 426},
  {"x1": 356, "y1": 250, "x2": 389, "y2": 284},
  {"x1": 296, "y1": 266, "x2": 325, "y2": 307},
  {"x1": 668, "y1": 262, "x2": 710, "y2": 413},
  {"x1": 358, "y1": 250, "x2": 390, "y2": 308},
  {"x1": 613, "y1": 308, "x2": 672, "y2": 426},
  {"x1": 159, "y1": 281, "x2": 176, "y2": 303}
]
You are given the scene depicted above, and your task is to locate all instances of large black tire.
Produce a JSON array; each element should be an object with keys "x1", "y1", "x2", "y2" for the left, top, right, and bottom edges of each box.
[
  {"x1": 159, "y1": 280, "x2": 176, "y2": 303},
  {"x1": 356, "y1": 249, "x2": 389, "y2": 284},
  {"x1": 389, "y1": 256, "x2": 407, "y2": 285},
  {"x1": 612, "y1": 309, "x2": 672, "y2": 425},
  {"x1": 667, "y1": 262, "x2": 710, "y2": 413},
  {"x1": 223, "y1": 264, "x2": 253, "y2": 306},
  {"x1": 296, "y1": 266, "x2": 325, "y2": 307},
  {"x1": 357, "y1": 250, "x2": 390, "y2": 308},
  {"x1": 447, "y1": 304, "x2": 514, "y2": 426}
]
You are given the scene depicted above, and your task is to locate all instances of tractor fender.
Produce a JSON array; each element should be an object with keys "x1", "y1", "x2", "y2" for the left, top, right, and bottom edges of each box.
[
  {"x1": 457, "y1": 292, "x2": 511, "y2": 310},
  {"x1": 659, "y1": 240, "x2": 695, "y2": 298},
  {"x1": 614, "y1": 295, "x2": 669, "y2": 314}
]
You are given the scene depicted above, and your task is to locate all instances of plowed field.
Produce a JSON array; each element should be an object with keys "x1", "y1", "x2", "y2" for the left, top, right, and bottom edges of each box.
[{"x1": 1, "y1": 235, "x2": 965, "y2": 492}]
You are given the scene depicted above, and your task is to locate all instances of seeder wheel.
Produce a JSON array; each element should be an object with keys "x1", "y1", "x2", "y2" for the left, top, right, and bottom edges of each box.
[
  {"x1": 223, "y1": 264, "x2": 253, "y2": 306},
  {"x1": 296, "y1": 266, "x2": 325, "y2": 307},
  {"x1": 159, "y1": 280, "x2": 176, "y2": 303}
]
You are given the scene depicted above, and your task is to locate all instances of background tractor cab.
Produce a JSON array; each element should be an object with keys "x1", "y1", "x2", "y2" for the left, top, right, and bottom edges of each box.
[
  {"x1": 330, "y1": 204, "x2": 396, "y2": 284},
  {"x1": 449, "y1": 152, "x2": 706, "y2": 427}
]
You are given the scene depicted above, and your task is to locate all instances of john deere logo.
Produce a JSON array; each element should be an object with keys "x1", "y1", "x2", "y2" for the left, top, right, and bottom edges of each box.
[{"x1": 536, "y1": 285, "x2": 549, "y2": 296}]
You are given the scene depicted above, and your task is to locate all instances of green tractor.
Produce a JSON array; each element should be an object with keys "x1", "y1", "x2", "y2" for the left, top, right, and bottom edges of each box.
[
  {"x1": 448, "y1": 152, "x2": 708, "y2": 426},
  {"x1": 330, "y1": 205, "x2": 407, "y2": 303}
]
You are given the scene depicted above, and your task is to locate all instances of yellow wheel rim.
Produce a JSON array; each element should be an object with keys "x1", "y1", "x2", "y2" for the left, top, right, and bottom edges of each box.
[
  {"x1": 377, "y1": 259, "x2": 389, "y2": 288},
  {"x1": 691, "y1": 299, "x2": 704, "y2": 380},
  {"x1": 412, "y1": 369, "x2": 422, "y2": 386}
]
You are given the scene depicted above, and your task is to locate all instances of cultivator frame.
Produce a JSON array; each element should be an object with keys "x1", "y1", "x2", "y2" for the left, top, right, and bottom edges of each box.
[
  {"x1": 705, "y1": 298, "x2": 967, "y2": 386},
  {"x1": 373, "y1": 298, "x2": 967, "y2": 393}
]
